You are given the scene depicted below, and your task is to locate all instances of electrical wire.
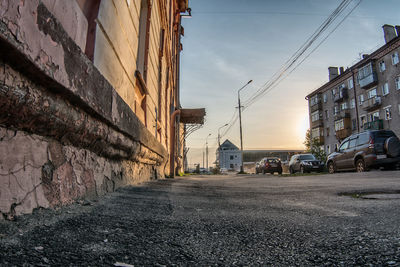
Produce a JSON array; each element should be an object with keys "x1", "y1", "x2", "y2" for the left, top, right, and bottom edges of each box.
[
  {"x1": 216, "y1": 0, "x2": 361, "y2": 143},
  {"x1": 242, "y1": 0, "x2": 361, "y2": 109}
]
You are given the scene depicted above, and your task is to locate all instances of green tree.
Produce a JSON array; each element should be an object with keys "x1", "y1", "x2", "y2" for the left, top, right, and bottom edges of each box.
[{"x1": 304, "y1": 129, "x2": 327, "y2": 162}]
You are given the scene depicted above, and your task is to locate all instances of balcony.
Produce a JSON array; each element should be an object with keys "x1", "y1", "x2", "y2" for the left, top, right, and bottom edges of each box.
[
  {"x1": 333, "y1": 88, "x2": 348, "y2": 103},
  {"x1": 336, "y1": 128, "x2": 352, "y2": 140},
  {"x1": 359, "y1": 71, "x2": 378, "y2": 89},
  {"x1": 312, "y1": 136, "x2": 324, "y2": 144},
  {"x1": 310, "y1": 102, "x2": 322, "y2": 113},
  {"x1": 311, "y1": 119, "x2": 323, "y2": 128},
  {"x1": 364, "y1": 119, "x2": 383, "y2": 130},
  {"x1": 311, "y1": 127, "x2": 325, "y2": 144},
  {"x1": 334, "y1": 110, "x2": 350, "y2": 121},
  {"x1": 362, "y1": 96, "x2": 381, "y2": 111}
]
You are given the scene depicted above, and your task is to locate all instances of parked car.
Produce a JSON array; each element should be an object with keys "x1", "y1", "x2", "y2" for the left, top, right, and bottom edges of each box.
[
  {"x1": 255, "y1": 157, "x2": 283, "y2": 174},
  {"x1": 289, "y1": 154, "x2": 325, "y2": 174},
  {"x1": 326, "y1": 130, "x2": 400, "y2": 173}
]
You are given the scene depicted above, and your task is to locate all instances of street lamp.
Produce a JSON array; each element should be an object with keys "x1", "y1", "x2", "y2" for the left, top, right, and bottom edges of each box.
[
  {"x1": 237, "y1": 80, "x2": 253, "y2": 173},
  {"x1": 203, "y1": 133, "x2": 211, "y2": 170}
]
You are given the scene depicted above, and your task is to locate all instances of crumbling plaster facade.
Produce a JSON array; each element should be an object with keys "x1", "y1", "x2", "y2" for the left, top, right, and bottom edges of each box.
[{"x1": 0, "y1": 0, "x2": 187, "y2": 218}]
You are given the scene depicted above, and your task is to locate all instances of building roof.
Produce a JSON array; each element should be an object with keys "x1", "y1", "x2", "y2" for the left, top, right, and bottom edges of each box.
[{"x1": 219, "y1": 139, "x2": 239, "y2": 151}]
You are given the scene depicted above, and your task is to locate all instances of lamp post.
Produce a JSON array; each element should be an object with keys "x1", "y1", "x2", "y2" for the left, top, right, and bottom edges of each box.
[{"x1": 237, "y1": 80, "x2": 253, "y2": 173}]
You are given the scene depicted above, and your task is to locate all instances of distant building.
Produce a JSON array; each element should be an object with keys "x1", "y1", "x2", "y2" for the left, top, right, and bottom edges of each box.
[
  {"x1": 216, "y1": 140, "x2": 242, "y2": 171},
  {"x1": 306, "y1": 24, "x2": 400, "y2": 155}
]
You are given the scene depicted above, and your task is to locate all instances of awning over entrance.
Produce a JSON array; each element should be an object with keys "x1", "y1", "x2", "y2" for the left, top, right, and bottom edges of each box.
[{"x1": 179, "y1": 108, "x2": 206, "y2": 124}]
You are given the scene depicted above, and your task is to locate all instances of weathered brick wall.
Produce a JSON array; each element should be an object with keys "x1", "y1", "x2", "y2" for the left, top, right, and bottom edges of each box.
[{"x1": 0, "y1": 1, "x2": 168, "y2": 218}]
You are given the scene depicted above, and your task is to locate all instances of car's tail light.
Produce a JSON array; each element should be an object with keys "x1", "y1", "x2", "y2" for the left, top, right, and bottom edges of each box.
[
  {"x1": 265, "y1": 162, "x2": 270, "y2": 168},
  {"x1": 368, "y1": 136, "x2": 375, "y2": 149}
]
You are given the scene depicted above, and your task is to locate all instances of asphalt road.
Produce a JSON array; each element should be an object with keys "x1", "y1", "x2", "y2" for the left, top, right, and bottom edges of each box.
[{"x1": 1, "y1": 171, "x2": 400, "y2": 266}]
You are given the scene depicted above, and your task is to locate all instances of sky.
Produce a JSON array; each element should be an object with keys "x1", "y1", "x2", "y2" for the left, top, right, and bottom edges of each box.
[{"x1": 179, "y1": 0, "x2": 400, "y2": 168}]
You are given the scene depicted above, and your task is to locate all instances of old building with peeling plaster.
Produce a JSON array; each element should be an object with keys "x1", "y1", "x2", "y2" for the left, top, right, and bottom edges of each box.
[{"x1": 0, "y1": 0, "x2": 204, "y2": 219}]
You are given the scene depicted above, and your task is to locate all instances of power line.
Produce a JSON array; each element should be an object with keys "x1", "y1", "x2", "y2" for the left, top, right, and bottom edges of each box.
[
  {"x1": 215, "y1": 0, "x2": 361, "y2": 144},
  {"x1": 242, "y1": 0, "x2": 361, "y2": 110}
]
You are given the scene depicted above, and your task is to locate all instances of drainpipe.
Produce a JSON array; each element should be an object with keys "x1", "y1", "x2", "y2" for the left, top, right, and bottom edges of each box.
[
  {"x1": 351, "y1": 69, "x2": 360, "y2": 132},
  {"x1": 170, "y1": 109, "x2": 181, "y2": 177}
]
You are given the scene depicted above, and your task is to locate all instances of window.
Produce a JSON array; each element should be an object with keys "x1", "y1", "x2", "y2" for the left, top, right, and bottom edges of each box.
[
  {"x1": 357, "y1": 63, "x2": 373, "y2": 80},
  {"x1": 230, "y1": 155, "x2": 234, "y2": 160},
  {"x1": 335, "y1": 143, "x2": 339, "y2": 151},
  {"x1": 392, "y1": 52, "x2": 399, "y2": 65},
  {"x1": 325, "y1": 110, "x2": 329, "y2": 119},
  {"x1": 367, "y1": 88, "x2": 377, "y2": 99},
  {"x1": 339, "y1": 140, "x2": 349, "y2": 151},
  {"x1": 357, "y1": 132, "x2": 369, "y2": 146},
  {"x1": 340, "y1": 102, "x2": 348, "y2": 110},
  {"x1": 310, "y1": 95, "x2": 319, "y2": 106},
  {"x1": 326, "y1": 127, "x2": 330, "y2": 136},
  {"x1": 333, "y1": 106, "x2": 339, "y2": 115},
  {"x1": 331, "y1": 88, "x2": 336, "y2": 96},
  {"x1": 384, "y1": 106, "x2": 392, "y2": 120},
  {"x1": 311, "y1": 111, "x2": 320, "y2": 122},
  {"x1": 368, "y1": 111, "x2": 380, "y2": 122},
  {"x1": 77, "y1": 0, "x2": 101, "y2": 61},
  {"x1": 323, "y1": 93, "x2": 327, "y2": 103},
  {"x1": 359, "y1": 94, "x2": 364, "y2": 105},
  {"x1": 312, "y1": 128, "x2": 321, "y2": 139},
  {"x1": 349, "y1": 138, "x2": 357, "y2": 148},
  {"x1": 335, "y1": 119, "x2": 344, "y2": 131},
  {"x1": 352, "y1": 119, "x2": 357, "y2": 130},
  {"x1": 326, "y1": 145, "x2": 331, "y2": 154},
  {"x1": 230, "y1": 164, "x2": 234, "y2": 169},
  {"x1": 348, "y1": 78, "x2": 354, "y2": 89},
  {"x1": 350, "y1": 98, "x2": 355, "y2": 109},
  {"x1": 395, "y1": 77, "x2": 400, "y2": 90},
  {"x1": 379, "y1": 60, "x2": 386, "y2": 72},
  {"x1": 360, "y1": 115, "x2": 366, "y2": 128},
  {"x1": 382, "y1": 82, "x2": 389, "y2": 96}
]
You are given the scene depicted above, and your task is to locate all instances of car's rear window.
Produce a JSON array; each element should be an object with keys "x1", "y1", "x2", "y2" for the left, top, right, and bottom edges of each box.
[
  {"x1": 372, "y1": 130, "x2": 395, "y2": 143},
  {"x1": 299, "y1": 155, "x2": 315, "y2": 160}
]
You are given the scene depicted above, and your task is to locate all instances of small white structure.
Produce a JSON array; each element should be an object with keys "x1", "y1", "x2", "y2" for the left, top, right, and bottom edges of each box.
[{"x1": 216, "y1": 140, "x2": 242, "y2": 171}]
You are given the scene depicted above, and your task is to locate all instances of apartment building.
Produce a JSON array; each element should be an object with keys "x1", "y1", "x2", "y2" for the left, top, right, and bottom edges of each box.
[
  {"x1": 0, "y1": 0, "x2": 204, "y2": 217},
  {"x1": 306, "y1": 24, "x2": 400, "y2": 155}
]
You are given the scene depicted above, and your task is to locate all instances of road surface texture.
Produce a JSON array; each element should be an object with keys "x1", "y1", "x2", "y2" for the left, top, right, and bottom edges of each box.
[{"x1": 1, "y1": 171, "x2": 400, "y2": 266}]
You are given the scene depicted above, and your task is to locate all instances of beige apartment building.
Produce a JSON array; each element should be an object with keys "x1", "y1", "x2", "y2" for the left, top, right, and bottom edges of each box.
[
  {"x1": 306, "y1": 25, "x2": 400, "y2": 155},
  {"x1": 0, "y1": 0, "x2": 204, "y2": 218}
]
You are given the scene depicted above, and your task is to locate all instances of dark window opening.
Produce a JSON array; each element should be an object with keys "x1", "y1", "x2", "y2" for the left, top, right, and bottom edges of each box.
[{"x1": 76, "y1": 0, "x2": 101, "y2": 61}]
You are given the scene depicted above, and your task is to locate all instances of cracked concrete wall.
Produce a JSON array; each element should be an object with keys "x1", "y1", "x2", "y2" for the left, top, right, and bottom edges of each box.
[
  {"x1": 0, "y1": 126, "x2": 156, "y2": 219},
  {"x1": 0, "y1": 1, "x2": 169, "y2": 219}
]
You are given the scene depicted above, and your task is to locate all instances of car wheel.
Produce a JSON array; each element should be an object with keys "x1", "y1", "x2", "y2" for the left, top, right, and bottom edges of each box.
[
  {"x1": 278, "y1": 170, "x2": 282, "y2": 175},
  {"x1": 328, "y1": 162, "x2": 335, "y2": 174},
  {"x1": 356, "y1": 159, "x2": 366, "y2": 172},
  {"x1": 270, "y1": 171, "x2": 274, "y2": 175},
  {"x1": 300, "y1": 166, "x2": 304, "y2": 174},
  {"x1": 289, "y1": 167, "x2": 294, "y2": 174}
]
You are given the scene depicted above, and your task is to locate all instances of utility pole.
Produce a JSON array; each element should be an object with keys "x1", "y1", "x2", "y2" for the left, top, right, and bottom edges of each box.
[
  {"x1": 237, "y1": 80, "x2": 253, "y2": 173},
  {"x1": 205, "y1": 133, "x2": 211, "y2": 171},
  {"x1": 217, "y1": 123, "x2": 228, "y2": 169}
]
